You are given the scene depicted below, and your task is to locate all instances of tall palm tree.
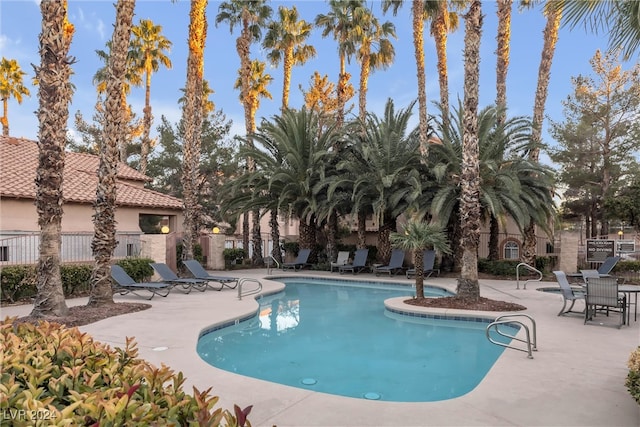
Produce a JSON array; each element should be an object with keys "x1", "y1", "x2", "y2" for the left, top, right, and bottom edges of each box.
[
  {"x1": 315, "y1": 0, "x2": 363, "y2": 128},
  {"x1": 93, "y1": 42, "x2": 143, "y2": 162},
  {"x1": 180, "y1": 0, "x2": 208, "y2": 261},
  {"x1": 131, "y1": 19, "x2": 172, "y2": 175},
  {"x1": 0, "y1": 57, "x2": 31, "y2": 136},
  {"x1": 495, "y1": 0, "x2": 513, "y2": 127},
  {"x1": 263, "y1": 5, "x2": 316, "y2": 110},
  {"x1": 382, "y1": 0, "x2": 430, "y2": 156},
  {"x1": 457, "y1": 0, "x2": 482, "y2": 301},
  {"x1": 216, "y1": 0, "x2": 272, "y2": 260},
  {"x1": 31, "y1": 0, "x2": 75, "y2": 318},
  {"x1": 353, "y1": 5, "x2": 396, "y2": 123},
  {"x1": 234, "y1": 59, "x2": 273, "y2": 264},
  {"x1": 428, "y1": 0, "x2": 464, "y2": 130},
  {"x1": 390, "y1": 219, "x2": 450, "y2": 298},
  {"x1": 522, "y1": 0, "x2": 562, "y2": 266},
  {"x1": 88, "y1": 0, "x2": 136, "y2": 307}
]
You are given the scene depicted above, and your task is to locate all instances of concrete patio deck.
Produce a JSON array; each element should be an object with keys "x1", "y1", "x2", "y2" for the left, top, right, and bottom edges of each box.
[{"x1": 2, "y1": 269, "x2": 639, "y2": 426}]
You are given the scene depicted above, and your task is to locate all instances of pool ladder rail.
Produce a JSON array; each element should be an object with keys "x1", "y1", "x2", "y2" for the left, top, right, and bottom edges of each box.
[
  {"x1": 264, "y1": 255, "x2": 280, "y2": 275},
  {"x1": 515, "y1": 262, "x2": 542, "y2": 290},
  {"x1": 237, "y1": 278, "x2": 263, "y2": 300},
  {"x1": 486, "y1": 313, "x2": 537, "y2": 359}
]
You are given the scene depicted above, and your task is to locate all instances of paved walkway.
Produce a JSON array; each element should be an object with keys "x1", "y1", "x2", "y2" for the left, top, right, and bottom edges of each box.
[{"x1": 2, "y1": 269, "x2": 639, "y2": 426}]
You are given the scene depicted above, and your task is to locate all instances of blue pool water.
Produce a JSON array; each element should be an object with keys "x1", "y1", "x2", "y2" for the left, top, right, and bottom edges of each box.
[{"x1": 197, "y1": 278, "x2": 515, "y2": 402}]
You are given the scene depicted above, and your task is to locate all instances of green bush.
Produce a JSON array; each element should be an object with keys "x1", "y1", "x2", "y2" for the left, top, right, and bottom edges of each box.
[
  {"x1": 614, "y1": 260, "x2": 640, "y2": 273},
  {"x1": 0, "y1": 319, "x2": 252, "y2": 426},
  {"x1": 223, "y1": 248, "x2": 246, "y2": 262},
  {"x1": 1, "y1": 264, "x2": 93, "y2": 303},
  {"x1": 534, "y1": 256, "x2": 558, "y2": 273},
  {"x1": 478, "y1": 259, "x2": 522, "y2": 276},
  {"x1": 115, "y1": 258, "x2": 154, "y2": 282},
  {"x1": 627, "y1": 346, "x2": 640, "y2": 405},
  {"x1": 281, "y1": 241, "x2": 299, "y2": 256}
]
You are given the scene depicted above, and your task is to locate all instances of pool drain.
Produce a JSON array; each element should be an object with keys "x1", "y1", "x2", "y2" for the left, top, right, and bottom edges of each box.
[
  {"x1": 301, "y1": 378, "x2": 317, "y2": 385},
  {"x1": 363, "y1": 392, "x2": 381, "y2": 400}
]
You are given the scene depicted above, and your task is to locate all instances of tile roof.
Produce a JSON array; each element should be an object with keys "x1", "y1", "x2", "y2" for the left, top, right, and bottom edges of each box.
[{"x1": 0, "y1": 135, "x2": 182, "y2": 210}]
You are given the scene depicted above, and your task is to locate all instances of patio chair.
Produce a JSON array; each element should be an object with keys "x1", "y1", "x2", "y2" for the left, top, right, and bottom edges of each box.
[
  {"x1": 375, "y1": 249, "x2": 405, "y2": 276},
  {"x1": 150, "y1": 262, "x2": 208, "y2": 293},
  {"x1": 282, "y1": 248, "x2": 312, "y2": 271},
  {"x1": 339, "y1": 248, "x2": 369, "y2": 274},
  {"x1": 330, "y1": 251, "x2": 350, "y2": 272},
  {"x1": 553, "y1": 270, "x2": 586, "y2": 316},
  {"x1": 584, "y1": 276, "x2": 626, "y2": 328},
  {"x1": 111, "y1": 265, "x2": 172, "y2": 300},
  {"x1": 182, "y1": 259, "x2": 239, "y2": 290},
  {"x1": 406, "y1": 250, "x2": 439, "y2": 279}
]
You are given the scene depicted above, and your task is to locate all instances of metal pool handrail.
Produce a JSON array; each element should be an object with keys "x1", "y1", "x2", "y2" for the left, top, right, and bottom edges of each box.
[
  {"x1": 486, "y1": 313, "x2": 537, "y2": 359},
  {"x1": 237, "y1": 278, "x2": 262, "y2": 300},
  {"x1": 515, "y1": 262, "x2": 542, "y2": 290}
]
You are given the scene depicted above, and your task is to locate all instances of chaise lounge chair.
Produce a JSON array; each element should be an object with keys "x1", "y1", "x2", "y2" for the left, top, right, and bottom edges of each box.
[
  {"x1": 282, "y1": 248, "x2": 312, "y2": 271},
  {"x1": 339, "y1": 248, "x2": 369, "y2": 274},
  {"x1": 567, "y1": 256, "x2": 621, "y2": 281},
  {"x1": 182, "y1": 259, "x2": 239, "y2": 290},
  {"x1": 150, "y1": 262, "x2": 208, "y2": 293},
  {"x1": 330, "y1": 251, "x2": 350, "y2": 272},
  {"x1": 111, "y1": 265, "x2": 172, "y2": 300},
  {"x1": 406, "y1": 250, "x2": 439, "y2": 279},
  {"x1": 374, "y1": 249, "x2": 405, "y2": 276},
  {"x1": 553, "y1": 270, "x2": 586, "y2": 316}
]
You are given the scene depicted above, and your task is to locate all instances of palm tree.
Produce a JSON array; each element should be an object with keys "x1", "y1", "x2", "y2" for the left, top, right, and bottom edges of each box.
[
  {"x1": 522, "y1": 0, "x2": 562, "y2": 266},
  {"x1": 337, "y1": 99, "x2": 426, "y2": 263},
  {"x1": 390, "y1": 219, "x2": 450, "y2": 298},
  {"x1": 93, "y1": 42, "x2": 143, "y2": 162},
  {"x1": 233, "y1": 59, "x2": 273, "y2": 264},
  {"x1": 88, "y1": 0, "x2": 136, "y2": 307},
  {"x1": 0, "y1": 57, "x2": 31, "y2": 136},
  {"x1": 495, "y1": 0, "x2": 512, "y2": 127},
  {"x1": 31, "y1": 0, "x2": 75, "y2": 318},
  {"x1": 457, "y1": 0, "x2": 482, "y2": 300},
  {"x1": 382, "y1": 0, "x2": 430, "y2": 156},
  {"x1": 561, "y1": 0, "x2": 640, "y2": 60},
  {"x1": 315, "y1": 0, "x2": 363, "y2": 128},
  {"x1": 180, "y1": 0, "x2": 208, "y2": 261},
  {"x1": 216, "y1": 0, "x2": 272, "y2": 260},
  {"x1": 353, "y1": 5, "x2": 396, "y2": 123},
  {"x1": 263, "y1": 5, "x2": 316, "y2": 110},
  {"x1": 131, "y1": 19, "x2": 172, "y2": 175}
]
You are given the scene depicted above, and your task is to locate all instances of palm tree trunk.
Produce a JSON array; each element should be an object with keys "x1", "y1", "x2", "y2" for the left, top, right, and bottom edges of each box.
[
  {"x1": 495, "y1": 0, "x2": 512, "y2": 127},
  {"x1": 337, "y1": 52, "x2": 348, "y2": 127},
  {"x1": 282, "y1": 45, "x2": 293, "y2": 110},
  {"x1": 377, "y1": 216, "x2": 396, "y2": 264},
  {"x1": 269, "y1": 209, "x2": 282, "y2": 264},
  {"x1": 181, "y1": 0, "x2": 208, "y2": 260},
  {"x1": 412, "y1": 0, "x2": 429, "y2": 157},
  {"x1": 414, "y1": 249, "x2": 425, "y2": 298},
  {"x1": 31, "y1": 0, "x2": 74, "y2": 317},
  {"x1": 357, "y1": 210, "x2": 367, "y2": 249},
  {"x1": 433, "y1": 2, "x2": 450, "y2": 128},
  {"x1": 326, "y1": 213, "x2": 338, "y2": 265},
  {"x1": 251, "y1": 208, "x2": 263, "y2": 265},
  {"x1": 524, "y1": 3, "x2": 561, "y2": 266},
  {"x1": 2, "y1": 99, "x2": 8, "y2": 136},
  {"x1": 358, "y1": 50, "x2": 371, "y2": 124},
  {"x1": 88, "y1": 0, "x2": 135, "y2": 307},
  {"x1": 140, "y1": 68, "x2": 152, "y2": 175},
  {"x1": 456, "y1": 0, "x2": 482, "y2": 301},
  {"x1": 488, "y1": 215, "x2": 500, "y2": 261}
]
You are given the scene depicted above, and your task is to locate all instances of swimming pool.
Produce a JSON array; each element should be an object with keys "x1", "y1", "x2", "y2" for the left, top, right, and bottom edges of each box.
[{"x1": 197, "y1": 277, "x2": 515, "y2": 402}]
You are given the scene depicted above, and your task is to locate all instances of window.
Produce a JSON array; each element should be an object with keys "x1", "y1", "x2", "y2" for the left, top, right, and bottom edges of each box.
[
  {"x1": 0, "y1": 246, "x2": 7, "y2": 262},
  {"x1": 504, "y1": 241, "x2": 519, "y2": 260}
]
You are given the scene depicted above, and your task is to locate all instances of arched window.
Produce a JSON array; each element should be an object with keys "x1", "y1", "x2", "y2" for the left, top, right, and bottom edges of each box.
[{"x1": 504, "y1": 241, "x2": 520, "y2": 260}]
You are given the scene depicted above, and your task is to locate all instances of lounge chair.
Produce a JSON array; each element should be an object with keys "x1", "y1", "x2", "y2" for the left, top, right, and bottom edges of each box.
[
  {"x1": 182, "y1": 259, "x2": 238, "y2": 290},
  {"x1": 553, "y1": 270, "x2": 586, "y2": 316},
  {"x1": 375, "y1": 249, "x2": 405, "y2": 276},
  {"x1": 150, "y1": 262, "x2": 208, "y2": 293},
  {"x1": 330, "y1": 251, "x2": 350, "y2": 272},
  {"x1": 282, "y1": 248, "x2": 312, "y2": 271},
  {"x1": 406, "y1": 250, "x2": 439, "y2": 279},
  {"x1": 567, "y1": 256, "x2": 621, "y2": 281},
  {"x1": 584, "y1": 276, "x2": 626, "y2": 328},
  {"x1": 339, "y1": 248, "x2": 369, "y2": 274},
  {"x1": 111, "y1": 265, "x2": 172, "y2": 300}
]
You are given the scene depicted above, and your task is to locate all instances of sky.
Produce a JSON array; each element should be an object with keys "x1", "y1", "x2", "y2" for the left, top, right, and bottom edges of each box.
[{"x1": 1, "y1": 0, "x2": 636, "y2": 167}]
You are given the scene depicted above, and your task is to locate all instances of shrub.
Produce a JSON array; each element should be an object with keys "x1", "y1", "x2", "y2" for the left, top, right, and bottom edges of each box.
[
  {"x1": 627, "y1": 346, "x2": 640, "y2": 405},
  {"x1": 281, "y1": 241, "x2": 299, "y2": 256},
  {"x1": 223, "y1": 248, "x2": 246, "y2": 262},
  {"x1": 478, "y1": 259, "x2": 522, "y2": 277},
  {"x1": 1, "y1": 264, "x2": 93, "y2": 303},
  {"x1": 615, "y1": 260, "x2": 640, "y2": 273},
  {"x1": 116, "y1": 258, "x2": 154, "y2": 282},
  {"x1": 0, "y1": 319, "x2": 252, "y2": 426},
  {"x1": 60, "y1": 264, "x2": 93, "y2": 296}
]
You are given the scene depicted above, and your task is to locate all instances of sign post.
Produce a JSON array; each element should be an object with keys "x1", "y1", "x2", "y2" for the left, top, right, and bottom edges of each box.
[{"x1": 586, "y1": 239, "x2": 615, "y2": 263}]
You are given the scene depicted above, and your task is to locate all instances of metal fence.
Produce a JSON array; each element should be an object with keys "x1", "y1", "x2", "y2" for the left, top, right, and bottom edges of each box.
[{"x1": 0, "y1": 232, "x2": 142, "y2": 266}]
